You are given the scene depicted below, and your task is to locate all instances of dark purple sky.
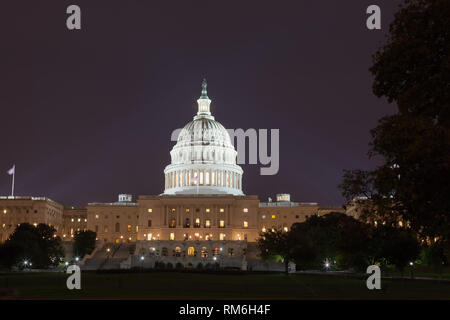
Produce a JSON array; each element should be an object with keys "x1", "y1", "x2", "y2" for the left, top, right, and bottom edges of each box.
[{"x1": 0, "y1": 1, "x2": 400, "y2": 206}]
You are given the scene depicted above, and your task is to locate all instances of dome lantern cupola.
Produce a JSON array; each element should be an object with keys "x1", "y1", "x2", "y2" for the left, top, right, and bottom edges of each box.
[{"x1": 195, "y1": 79, "x2": 213, "y2": 120}]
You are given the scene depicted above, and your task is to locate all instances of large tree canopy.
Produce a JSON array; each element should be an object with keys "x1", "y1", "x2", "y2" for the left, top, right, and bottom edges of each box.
[
  {"x1": 73, "y1": 230, "x2": 97, "y2": 258},
  {"x1": 340, "y1": 0, "x2": 450, "y2": 257},
  {"x1": 370, "y1": 0, "x2": 450, "y2": 123},
  {"x1": 0, "y1": 223, "x2": 65, "y2": 269}
]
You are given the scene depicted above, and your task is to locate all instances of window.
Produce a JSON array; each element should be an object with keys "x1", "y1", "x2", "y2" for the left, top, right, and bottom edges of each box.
[
  {"x1": 206, "y1": 208, "x2": 210, "y2": 213},
  {"x1": 147, "y1": 233, "x2": 152, "y2": 240},
  {"x1": 219, "y1": 233, "x2": 225, "y2": 240},
  {"x1": 228, "y1": 248, "x2": 234, "y2": 256},
  {"x1": 213, "y1": 247, "x2": 219, "y2": 256},
  {"x1": 201, "y1": 247, "x2": 208, "y2": 258},
  {"x1": 262, "y1": 227, "x2": 266, "y2": 232},
  {"x1": 170, "y1": 233, "x2": 175, "y2": 240},
  {"x1": 243, "y1": 220, "x2": 248, "y2": 228},
  {"x1": 187, "y1": 247, "x2": 195, "y2": 256},
  {"x1": 243, "y1": 208, "x2": 248, "y2": 213},
  {"x1": 295, "y1": 215, "x2": 299, "y2": 219},
  {"x1": 205, "y1": 219, "x2": 211, "y2": 228},
  {"x1": 71, "y1": 218, "x2": 74, "y2": 222},
  {"x1": 104, "y1": 225, "x2": 108, "y2": 233},
  {"x1": 148, "y1": 208, "x2": 152, "y2": 213},
  {"x1": 271, "y1": 215, "x2": 276, "y2": 219},
  {"x1": 219, "y1": 220, "x2": 225, "y2": 228},
  {"x1": 185, "y1": 208, "x2": 190, "y2": 213},
  {"x1": 220, "y1": 208, "x2": 224, "y2": 213},
  {"x1": 170, "y1": 218, "x2": 176, "y2": 228},
  {"x1": 262, "y1": 215, "x2": 266, "y2": 219},
  {"x1": 162, "y1": 247, "x2": 168, "y2": 256},
  {"x1": 184, "y1": 218, "x2": 190, "y2": 228},
  {"x1": 174, "y1": 247, "x2": 182, "y2": 257},
  {"x1": 194, "y1": 218, "x2": 200, "y2": 228},
  {"x1": 127, "y1": 225, "x2": 132, "y2": 232},
  {"x1": 115, "y1": 223, "x2": 120, "y2": 232},
  {"x1": 148, "y1": 220, "x2": 152, "y2": 227}
]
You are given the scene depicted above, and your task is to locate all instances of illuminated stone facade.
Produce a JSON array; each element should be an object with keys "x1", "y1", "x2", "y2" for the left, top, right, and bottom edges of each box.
[{"x1": 0, "y1": 81, "x2": 347, "y2": 269}]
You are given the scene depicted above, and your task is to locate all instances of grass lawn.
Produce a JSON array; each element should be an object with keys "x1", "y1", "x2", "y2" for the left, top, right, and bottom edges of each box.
[{"x1": 1, "y1": 271, "x2": 450, "y2": 299}]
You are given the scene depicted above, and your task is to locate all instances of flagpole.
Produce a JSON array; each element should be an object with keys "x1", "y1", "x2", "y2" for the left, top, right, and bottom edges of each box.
[{"x1": 11, "y1": 167, "x2": 15, "y2": 197}]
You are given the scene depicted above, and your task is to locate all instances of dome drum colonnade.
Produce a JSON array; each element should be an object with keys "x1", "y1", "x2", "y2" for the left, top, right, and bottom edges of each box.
[{"x1": 163, "y1": 80, "x2": 243, "y2": 195}]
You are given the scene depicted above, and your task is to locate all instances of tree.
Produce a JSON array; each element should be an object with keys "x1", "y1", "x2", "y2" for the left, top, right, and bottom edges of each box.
[
  {"x1": 340, "y1": 0, "x2": 450, "y2": 257},
  {"x1": 370, "y1": 0, "x2": 450, "y2": 123},
  {"x1": 257, "y1": 228, "x2": 299, "y2": 274},
  {"x1": 73, "y1": 230, "x2": 97, "y2": 258},
  {"x1": 374, "y1": 226, "x2": 421, "y2": 274},
  {"x1": 0, "y1": 223, "x2": 64, "y2": 269},
  {"x1": 292, "y1": 212, "x2": 378, "y2": 271}
]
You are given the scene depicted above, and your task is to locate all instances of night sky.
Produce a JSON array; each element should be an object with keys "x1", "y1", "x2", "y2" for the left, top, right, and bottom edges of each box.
[{"x1": 0, "y1": 1, "x2": 400, "y2": 206}]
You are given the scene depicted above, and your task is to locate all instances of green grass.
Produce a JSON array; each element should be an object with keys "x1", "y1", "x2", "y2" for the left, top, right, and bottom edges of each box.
[
  {"x1": 1, "y1": 271, "x2": 450, "y2": 299},
  {"x1": 381, "y1": 265, "x2": 450, "y2": 279}
]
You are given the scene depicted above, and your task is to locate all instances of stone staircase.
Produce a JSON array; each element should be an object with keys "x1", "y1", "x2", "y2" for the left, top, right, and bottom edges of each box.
[{"x1": 82, "y1": 242, "x2": 135, "y2": 270}]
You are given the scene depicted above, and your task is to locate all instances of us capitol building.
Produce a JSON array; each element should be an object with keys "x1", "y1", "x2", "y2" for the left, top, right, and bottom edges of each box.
[{"x1": 0, "y1": 80, "x2": 346, "y2": 270}]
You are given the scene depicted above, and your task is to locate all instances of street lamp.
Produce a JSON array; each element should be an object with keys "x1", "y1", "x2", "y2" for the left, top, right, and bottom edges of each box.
[{"x1": 140, "y1": 255, "x2": 145, "y2": 270}]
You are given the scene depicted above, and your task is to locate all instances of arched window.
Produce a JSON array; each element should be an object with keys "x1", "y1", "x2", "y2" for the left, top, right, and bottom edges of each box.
[
  {"x1": 161, "y1": 247, "x2": 168, "y2": 256},
  {"x1": 115, "y1": 223, "x2": 120, "y2": 232},
  {"x1": 174, "y1": 247, "x2": 181, "y2": 257},
  {"x1": 170, "y1": 218, "x2": 176, "y2": 228},
  {"x1": 201, "y1": 247, "x2": 208, "y2": 258},
  {"x1": 187, "y1": 247, "x2": 195, "y2": 256},
  {"x1": 184, "y1": 218, "x2": 190, "y2": 228}
]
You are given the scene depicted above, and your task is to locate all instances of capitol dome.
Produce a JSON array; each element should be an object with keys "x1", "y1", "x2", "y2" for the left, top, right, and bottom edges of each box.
[{"x1": 163, "y1": 80, "x2": 244, "y2": 195}]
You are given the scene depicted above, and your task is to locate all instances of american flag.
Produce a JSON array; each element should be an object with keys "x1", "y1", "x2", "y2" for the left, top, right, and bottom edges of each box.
[{"x1": 7, "y1": 165, "x2": 15, "y2": 175}]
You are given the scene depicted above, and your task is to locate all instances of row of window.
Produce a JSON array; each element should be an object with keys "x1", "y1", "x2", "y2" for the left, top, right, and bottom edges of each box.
[
  {"x1": 145, "y1": 232, "x2": 233, "y2": 241},
  {"x1": 145, "y1": 246, "x2": 239, "y2": 258},
  {"x1": 164, "y1": 218, "x2": 249, "y2": 229},
  {"x1": 147, "y1": 208, "x2": 249, "y2": 213},
  {"x1": 93, "y1": 223, "x2": 138, "y2": 233},
  {"x1": 94, "y1": 214, "x2": 139, "y2": 219},
  {"x1": 2, "y1": 209, "x2": 38, "y2": 214}
]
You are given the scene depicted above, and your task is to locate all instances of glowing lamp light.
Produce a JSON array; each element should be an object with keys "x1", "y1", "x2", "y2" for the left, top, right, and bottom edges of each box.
[
  {"x1": 213, "y1": 257, "x2": 217, "y2": 261},
  {"x1": 75, "y1": 257, "x2": 79, "y2": 262},
  {"x1": 140, "y1": 256, "x2": 145, "y2": 261},
  {"x1": 409, "y1": 262, "x2": 414, "y2": 266}
]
